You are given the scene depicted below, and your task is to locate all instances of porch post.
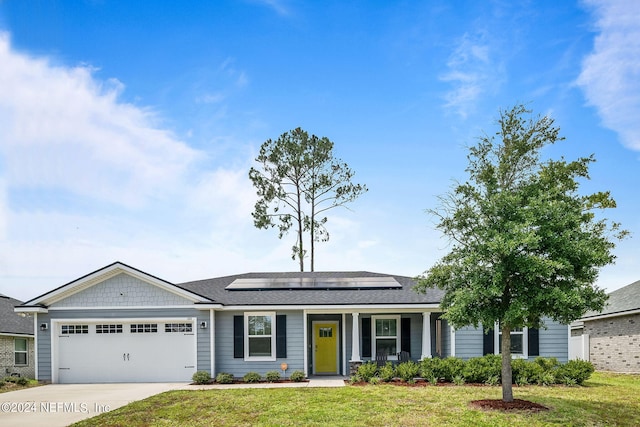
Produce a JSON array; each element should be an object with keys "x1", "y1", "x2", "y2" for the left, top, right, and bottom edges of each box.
[
  {"x1": 421, "y1": 312, "x2": 432, "y2": 360},
  {"x1": 350, "y1": 312, "x2": 361, "y2": 362}
]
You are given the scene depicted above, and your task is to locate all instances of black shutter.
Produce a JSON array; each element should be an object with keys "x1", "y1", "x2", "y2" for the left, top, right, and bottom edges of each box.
[
  {"x1": 528, "y1": 328, "x2": 539, "y2": 357},
  {"x1": 483, "y1": 326, "x2": 494, "y2": 355},
  {"x1": 361, "y1": 317, "x2": 372, "y2": 358},
  {"x1": 276, "y1": 314, "x2": 287, "y2": 358},
  {"x1": 233, "y1": 315, "x2": 244, "y2": 358},
  {"x1": 401, "y1": 317, "x2": 411, "y2": 354}
]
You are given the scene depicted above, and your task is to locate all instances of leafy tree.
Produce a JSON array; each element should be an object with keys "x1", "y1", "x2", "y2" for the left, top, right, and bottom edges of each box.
[
  {"x1": 415, "y1": 105, "x2": 627, "y2": 402},
  {"x1": 249, "y1": 127, "x2": 367, "y2": 271}
]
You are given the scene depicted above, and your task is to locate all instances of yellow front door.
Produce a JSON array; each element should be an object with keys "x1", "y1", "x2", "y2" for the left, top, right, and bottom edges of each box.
[{"x1": 314, "y1": 323, "x2": 337, "y2": 374}]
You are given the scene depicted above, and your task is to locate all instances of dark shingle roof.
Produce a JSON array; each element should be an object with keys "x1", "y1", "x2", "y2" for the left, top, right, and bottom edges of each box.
[
  {"x1": 179, "y1": 271, "x2": 443, "y2": 306},
  {"x1": 0, "y1": 294, "x2": 34, "y2": 335},
  {"x1": 582, "y1": 279, "x2": 640, "y2": 319}
]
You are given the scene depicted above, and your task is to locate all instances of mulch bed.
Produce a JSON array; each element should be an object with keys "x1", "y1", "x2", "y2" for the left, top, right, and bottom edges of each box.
[{"x1": 470, "y1": 399, "x2": 549, "y2": 412}]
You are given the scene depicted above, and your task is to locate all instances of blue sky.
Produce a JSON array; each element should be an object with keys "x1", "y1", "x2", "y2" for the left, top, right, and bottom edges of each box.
[{"x1": 0, "y1": 0, "x2": 639, "y2": 301}]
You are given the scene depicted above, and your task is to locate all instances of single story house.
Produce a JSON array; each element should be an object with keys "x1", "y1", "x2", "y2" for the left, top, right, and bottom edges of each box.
[
  {"x1": 1, "y1": 293, "x2": 35, "y2": 378},
  {"x1": 16, "y1": 262, "x2": 569, "y2": 383},
  {"x1": 570, "y1": 280, "x2": 640, "y2": 372}
]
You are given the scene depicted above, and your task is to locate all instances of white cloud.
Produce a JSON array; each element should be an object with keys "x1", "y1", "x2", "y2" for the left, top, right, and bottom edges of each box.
[
  {"x1": 440, "y1": 31, "x2": 502, "y2": 119},
  {"x1": 0, "y1": 32, "x2": 202, "y2": 208},
  {"x1": 577, "y1": 0, "x2": 640, "y2": 150}
]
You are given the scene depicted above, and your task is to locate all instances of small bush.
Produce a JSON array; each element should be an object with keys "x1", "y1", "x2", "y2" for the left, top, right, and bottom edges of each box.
[
  {"x1": 512, "y1": 359, "x2": 542, "y2": 386},
  {"x1": 453, "y1": 375, "x2": 466, "y2": 386},
  {"x1": 215, "y1": 372, "x2": 234, "y2": 384},
  {"x1": 419, "y1": 357, "x2": 442, "y2": 381},
  {"x1": 485, "y1": 374, "x2": 500, "y2": 386},
  {"x1": 16, "y1": 377, "x2": 29, "y2": 386},
  {"x1": 243, "y1": 372, "x2": 262, "y2": 383},
  {"x1": 556, "y1": 360, "x2": 594, "y2": 385},
  {"x1": 369, "y1": 376, "x2": 381, "y2": 385},
  {"x1": 265, "y1": 371, "x2": 281, "y2": 382},
  {"x1": 349, "y1": 375, "x2": 362, "y2": 384},
  {"x1": 356, "y1": 362, "x2": 378, "y2": 382},
  {"x1": 379, "y1": 362, "x2": 395, "y2": 382},
  {"x1": 290, "y1": 370, "x2": 305, "y2": 382},
  {"x1": 537, "y1": 371, "x2": 556, "y2": 386},
  {"x1": 396, "y1": 361, "x2": 420, "y2": 382},
  {"x1": 463, "y1": 355, "x2": 501, "y2": 383},
  {"x1": 534, "y1": 356, "x2": 559, "y2": 372},
  {"x1": 428, "y1": 375, "x2": 438, "y2": 385},
  {"x1": 192, "y1": 371, "x2": 211, "y2": 384},
  {"x1": 441, "y1": 357, "x2": 465, "y2": 382},
  {"x1": 0, "y1": 381, "x2": 4, "y2": 388}
]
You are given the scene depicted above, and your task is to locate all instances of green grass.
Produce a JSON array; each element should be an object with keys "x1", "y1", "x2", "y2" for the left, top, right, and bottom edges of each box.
[
  {"x1": 72, "y1": 372, "x2": 640, "y2": 426},
  {"x1": 0, "y1": 378, "x2": 40, "y2": 394}
]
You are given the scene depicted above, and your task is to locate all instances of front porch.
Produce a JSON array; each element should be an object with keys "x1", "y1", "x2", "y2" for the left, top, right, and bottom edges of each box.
[{"x1": 304, "y1": 310, "x2": 450, "y2": 377}]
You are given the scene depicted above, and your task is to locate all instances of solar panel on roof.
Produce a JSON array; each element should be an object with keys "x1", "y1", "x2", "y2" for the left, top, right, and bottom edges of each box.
[{"x1": 225, "y1": 276, "x2": 401, "y2": 290}]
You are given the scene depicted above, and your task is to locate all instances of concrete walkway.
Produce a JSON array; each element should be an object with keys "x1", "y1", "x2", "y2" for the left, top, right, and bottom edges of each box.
[{"x1": 0, "y1": 378, "x2": 346, "y2": 426}]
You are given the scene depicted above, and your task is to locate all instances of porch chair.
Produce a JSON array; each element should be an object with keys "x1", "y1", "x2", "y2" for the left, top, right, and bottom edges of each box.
[
  {"x1": 397, "y1": 351, "x2": 410, "y2": 363},
  {"x1": 375, "y1": 351, "x2": 388, "y2": 367}
]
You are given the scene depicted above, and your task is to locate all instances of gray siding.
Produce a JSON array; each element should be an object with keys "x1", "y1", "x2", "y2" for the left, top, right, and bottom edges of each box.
[
  {"x1": 441, "y1": 319, "x2": 451, "y2": 357},
  {"x1": 450, "y1": 318, "x2": 569, "y2": 362},
  {"x1": 51, "y1": 273, "x2": 193, "y2": 308},
  {"x1": 538, "y1": 319, "x2": 568, "y2": 363},
  {"x1": 37, "y1": 308, "x2": 208, "y2": 382},
  {"x1": 407, "y1": 313, "x2": 422, "y2": 361},
  {"x1": 215, "y1": 310, "x2": 304, "y2": 378},
  {"x1": 454, "y1": 325, "x2": 484, "y2": 359}
]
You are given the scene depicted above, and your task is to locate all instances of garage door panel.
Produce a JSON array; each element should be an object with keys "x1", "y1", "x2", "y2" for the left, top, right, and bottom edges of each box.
[{"x1": 56, "y1": 320, "x2": 197, "y2": 383}]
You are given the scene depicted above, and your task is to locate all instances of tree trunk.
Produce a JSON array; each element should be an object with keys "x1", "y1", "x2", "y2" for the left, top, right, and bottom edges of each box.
[
  {"x1": 501, "y1": 325, "x2": 513, "y2": 402},
  {"x1": 296, "y1": 186, "x2": 304, "y2": 272}
]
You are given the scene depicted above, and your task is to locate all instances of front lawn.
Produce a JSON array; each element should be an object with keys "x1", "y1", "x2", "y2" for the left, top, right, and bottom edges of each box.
[{"x1": 72, "y1": 372, "x2": 640, "y2": 426}]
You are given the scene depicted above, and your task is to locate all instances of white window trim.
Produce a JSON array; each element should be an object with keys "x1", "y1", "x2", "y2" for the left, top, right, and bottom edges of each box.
[
  {"x1": 494, "y1": 323, "x2": 528, "y2": 359},
  {"x1": 14, "y1": 337, "x2": 28, "y2": 366},
  {"x1": 372, "y1": 315, "x2": 401, "y2": 361},
  {"x1": 244, "y1": 311, "x2": 276, "y2": 362}
]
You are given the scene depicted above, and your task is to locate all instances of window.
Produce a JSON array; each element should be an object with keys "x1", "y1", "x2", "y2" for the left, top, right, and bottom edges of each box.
[
  {"x1": 61, "y1": 325, "x2": 88, "y2": 334},
  {"x1": 96, "y1": 324, "x2": 123, "y2": 334},
  {"x1": 14, "y1": 338, "x2": 27, "y2": 366},
  {"x1": 131, "y1": 324, "x2": 158, "y2": 333},
  {"x1": 372, "y1": 315, "x2": 400, "y2": 360},
  {"x1": 495, "y1": 325, "x2": 528, "y2": 358},
  {"x1": 245, "y1": 312, "x2": 276, "y2": 360},
  {"x1": 165, "y1": 323, "x2": 192, "y2": 333}
]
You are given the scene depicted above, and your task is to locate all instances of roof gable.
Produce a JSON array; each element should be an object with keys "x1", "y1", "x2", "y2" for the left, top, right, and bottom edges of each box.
[{"x1": 22, "y1": 262, "x2": 213, "y2": 307}]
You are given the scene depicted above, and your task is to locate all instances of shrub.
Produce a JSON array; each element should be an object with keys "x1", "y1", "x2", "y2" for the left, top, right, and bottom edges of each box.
[
  {"x1": 243, "y1": 372, "x2": 262, "y2": 383},
  {"x1": 192, "y1": 371, "x2": 211, "y2": 384},
  {"x1": 349, "y1": 375, "x2": 362, "y2": 384},
  {"x1": 441, "y1": 357, "x2": 465, "y2": 382},
  {"x1": 453, "y1": 375, "x2": 466, "y2": 386},
  {"x1": 485, "y1": 374, "x2": 500, "y2": 386},
  {"x1": 463, "y1": 355, "x2": 501, "y2": 383},
  {"x1": 534, "y1": 356, "x2": 560, "y2": 372},
  {"x1": 537, "y1": 371, "x2": 556, "y2": 386},
  {"x1": 512, "y1": 359, "x2": 542, "y2": 386},
  {"x1": 556, "y1": 360, "x2": 594, "y2": 385},
  {"x1": 396, "y1": 361, "x2": 420, "y2": 382},
  {"x1": 215, "y1": 372, "x2": 234, "y2": 384},
  {"x1": 419, "y1": 357, "x2": 442, "y2": 381},
  {"x1": 265, "y1": 371, "x2": 281, "y2": 382},
  {"x1": 368, "y1": 376, "x2": 381, "y2": 385},
  {"x1": 0, "y1": 381, "x2": 4, "y2": 388},
  {"x1": 290, "y1": 370, "x2": 305, "y2": 382},
  {"x1": 379, "y1": 362, "x2": 395, "y2": 382},
  {"x1": 356, "y1": 362, "x2": 378, "y2": 382}
]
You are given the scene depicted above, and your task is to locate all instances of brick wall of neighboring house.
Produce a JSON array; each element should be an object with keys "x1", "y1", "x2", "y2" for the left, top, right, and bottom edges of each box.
[
  {"x1": 584, "y1": 313, "x2": 640, "y2": 373},
  {"x1": 0, "y1": 335, "x2": 35, "y2": 378}
]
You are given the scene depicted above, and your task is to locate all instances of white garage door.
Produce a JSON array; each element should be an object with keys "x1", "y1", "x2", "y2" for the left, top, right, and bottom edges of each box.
[{"x1": 55, "y1": 320, "x2": 197, "y2": 383}]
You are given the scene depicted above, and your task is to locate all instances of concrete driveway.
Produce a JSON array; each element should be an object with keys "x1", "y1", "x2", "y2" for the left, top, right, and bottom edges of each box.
[{"x1": 0, "y1": 382, "x2": 184, "y2": 426}]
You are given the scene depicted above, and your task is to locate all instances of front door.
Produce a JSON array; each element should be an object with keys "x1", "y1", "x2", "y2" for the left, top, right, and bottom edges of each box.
[{"x1": 313, "y1": 322, "x2": 338, "y2": 374}]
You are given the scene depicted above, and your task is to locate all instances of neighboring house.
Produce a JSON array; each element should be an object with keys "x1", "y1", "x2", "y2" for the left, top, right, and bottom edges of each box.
[
  {"x1": 15, "y1": 262, "x2": 569, "y2": 383},
  {"x1": 1, "y1": 293, "x2": 35, "y2": 378},
  {"x1": 570, "y1": 280, "x2": 640, "y2": 373}
]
